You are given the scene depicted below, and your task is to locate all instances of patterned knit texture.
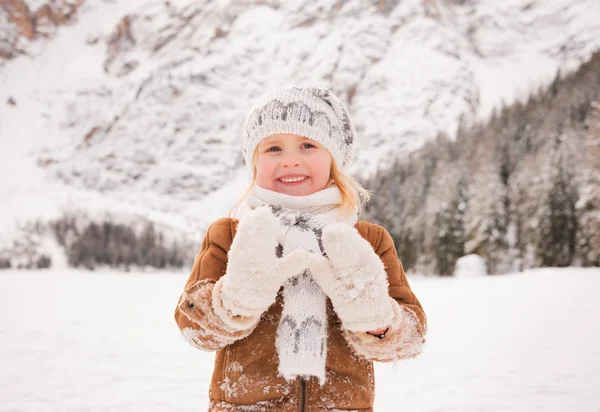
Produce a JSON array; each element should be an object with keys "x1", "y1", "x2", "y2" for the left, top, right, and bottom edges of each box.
[
  {"x1": 246, "y1": 185, "x2": 358, "y2": 384},
  {"x1": 277, "y1": 270, "x2": 328, "y2": 384},
  {"x1": 242, "y1": 86, "x2": 356, "y2": 173}
]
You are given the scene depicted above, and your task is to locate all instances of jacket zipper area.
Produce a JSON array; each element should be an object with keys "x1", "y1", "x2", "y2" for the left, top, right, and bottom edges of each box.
[{"x1": 299, "y1": 377, "x2": 307, "y2": 412}]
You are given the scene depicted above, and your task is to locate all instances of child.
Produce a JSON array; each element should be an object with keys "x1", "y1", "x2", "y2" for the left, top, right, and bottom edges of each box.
[{"x1": 174, "y1": 86, "x2": 427, "y2": 411}]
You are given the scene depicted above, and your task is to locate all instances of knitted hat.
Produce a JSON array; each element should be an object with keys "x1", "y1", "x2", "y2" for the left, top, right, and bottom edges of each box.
[{"x1": 242, "y1": 86, "x2": 356, "y2": 173}]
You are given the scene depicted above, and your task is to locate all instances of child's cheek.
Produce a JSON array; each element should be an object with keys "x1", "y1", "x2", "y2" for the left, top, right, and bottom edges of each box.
[{"x1": 255, "y1": 159, "x2": 277, "y2": 190}]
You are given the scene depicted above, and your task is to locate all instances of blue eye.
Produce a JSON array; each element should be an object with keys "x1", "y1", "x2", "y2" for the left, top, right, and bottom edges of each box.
[
  {"x1": 266, "y1": 146, "x2": 281, "y2": 152},
  {"x1": 302, "y1": 143, "x2": 316, "y2": 149}
]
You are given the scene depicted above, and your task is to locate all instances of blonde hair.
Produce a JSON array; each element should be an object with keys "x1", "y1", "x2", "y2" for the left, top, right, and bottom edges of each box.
[{"x1": 230, "y1": 149, "x2": 370, "y2": 220}]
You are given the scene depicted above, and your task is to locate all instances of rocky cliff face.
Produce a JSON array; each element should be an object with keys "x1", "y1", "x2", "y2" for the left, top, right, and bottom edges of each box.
[
  {"x1": 1, "y1": 0, "x2": 600, "y2": 268},
  {"x1": 0, "y1": 0, "x2": 83, "y2": 60}
]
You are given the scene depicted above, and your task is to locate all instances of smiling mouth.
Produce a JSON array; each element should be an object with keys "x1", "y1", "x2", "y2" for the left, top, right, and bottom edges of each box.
[{"x1": 278, "y1": 176, "x2": 308, "y2": 183}]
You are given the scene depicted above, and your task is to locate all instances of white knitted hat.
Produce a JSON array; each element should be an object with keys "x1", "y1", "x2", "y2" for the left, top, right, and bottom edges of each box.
[{"x1": 242, "y1": 86, "x2": 356, "y2": 173}]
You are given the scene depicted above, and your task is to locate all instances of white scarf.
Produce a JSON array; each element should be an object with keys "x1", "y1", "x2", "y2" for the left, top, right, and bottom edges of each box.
[{"x1": 245, "y1": 185, "x2": 358, "y2": 384}]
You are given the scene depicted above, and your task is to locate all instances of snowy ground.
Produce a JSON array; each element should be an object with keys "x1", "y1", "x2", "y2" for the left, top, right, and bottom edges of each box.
[{"x1": 1, "y1": 267, "x2": 599, "y2": 411}]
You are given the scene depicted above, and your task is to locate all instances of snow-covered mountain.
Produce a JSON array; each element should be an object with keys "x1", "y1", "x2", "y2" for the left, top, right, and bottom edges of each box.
[{"x1": 1, "y1": 0, "x2": 600, "y2": 267}]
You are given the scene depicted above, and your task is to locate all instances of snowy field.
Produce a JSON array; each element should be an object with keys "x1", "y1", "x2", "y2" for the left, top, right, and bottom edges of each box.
[{"x1": 1, "y1": 268, "x2": 599, "y2": 411}]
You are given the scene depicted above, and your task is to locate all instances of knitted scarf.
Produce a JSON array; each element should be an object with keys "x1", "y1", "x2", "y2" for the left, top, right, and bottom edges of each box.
[{"x1": 245, "y1": 185, "x2": 358, "y2": 384}]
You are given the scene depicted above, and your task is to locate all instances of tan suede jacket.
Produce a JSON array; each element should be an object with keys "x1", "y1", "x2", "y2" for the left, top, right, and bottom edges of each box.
[{"x1": 174, "y1": 218, "x2": 427, "y2": 411}]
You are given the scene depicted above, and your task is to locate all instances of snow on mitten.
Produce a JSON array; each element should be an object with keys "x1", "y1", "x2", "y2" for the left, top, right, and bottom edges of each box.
[
  {"x1": 213, "y1": 207, "x2": 313, "y2": 329},
  {"x1": 311, "y1": 223, "x2": 395, "y2": 332}
]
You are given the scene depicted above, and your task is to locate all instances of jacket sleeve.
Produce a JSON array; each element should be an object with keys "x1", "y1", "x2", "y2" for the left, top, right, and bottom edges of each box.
[
  {"x1": 173, "y1": 218, "x2": 259, "y2": 351},
  {"x1": 343, "y1": 223, "x2": 427, "y2": 362}
]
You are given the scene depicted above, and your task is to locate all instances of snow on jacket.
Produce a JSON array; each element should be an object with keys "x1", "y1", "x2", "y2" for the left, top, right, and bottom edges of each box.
[{"x1": 174, "y1": 217, "x2": 427, "y2": 411}]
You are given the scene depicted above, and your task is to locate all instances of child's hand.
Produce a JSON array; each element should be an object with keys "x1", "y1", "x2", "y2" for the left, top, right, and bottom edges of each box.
[
  {"x1": 309, "y1": 223, "x2": 395, "y2": 332},
  {"x1": 215, "y1": 207, "x2": 316, "y2": 323}
]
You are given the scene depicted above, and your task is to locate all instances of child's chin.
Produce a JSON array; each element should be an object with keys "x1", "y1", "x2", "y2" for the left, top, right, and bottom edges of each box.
[{"x1": 279, "y1": 186, "x2": 313, "y2": 196}]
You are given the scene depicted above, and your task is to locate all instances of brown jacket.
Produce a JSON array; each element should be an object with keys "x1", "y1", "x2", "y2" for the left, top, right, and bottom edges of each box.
[{"x1": 174, "y1": 218, "x2": 427, "y2": 411}]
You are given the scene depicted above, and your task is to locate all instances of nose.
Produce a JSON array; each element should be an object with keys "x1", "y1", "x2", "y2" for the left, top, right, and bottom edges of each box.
[{"x1": 281, "y1": 153, "x2": 301, "y2": 168}]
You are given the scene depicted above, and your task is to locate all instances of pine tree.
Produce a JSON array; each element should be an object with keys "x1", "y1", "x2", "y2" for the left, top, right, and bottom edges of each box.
[
  {"x1": 535, "y1": 140, "x2": 578, "y2": 267},
  {"x1": 433, "y1": 176, "x2": 467, "y2": 275},
  {"x1": 575, "y1": 99, "x2": 600, "y2": 266},
  {"x1": 362, "y1": 51, "x2": 600, "y2": 274}
]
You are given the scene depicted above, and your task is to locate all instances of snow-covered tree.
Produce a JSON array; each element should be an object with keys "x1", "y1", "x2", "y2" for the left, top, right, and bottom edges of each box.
[
  {"x1": 575, "y1": 100, "x2": 600, "y2": 266},
  {"x1": 362, "y1": 52, "x2": 600, "y2": 275},
  {"x1": 534, "y1": 141, "x2": 578, "y2": 267}
]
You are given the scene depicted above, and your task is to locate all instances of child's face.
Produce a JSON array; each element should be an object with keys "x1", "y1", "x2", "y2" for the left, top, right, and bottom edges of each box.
[{"x1": 255, "y1": 133, "x2": 332, "y2": 196}]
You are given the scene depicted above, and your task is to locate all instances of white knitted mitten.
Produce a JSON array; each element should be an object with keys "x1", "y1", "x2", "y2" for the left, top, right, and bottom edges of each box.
[
  {"x1": 311, "y1": 223, "x2": 395, "y2": 332},
  {"x1": 214, "y1": 207, "x2": 313, "y2": 325}
]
